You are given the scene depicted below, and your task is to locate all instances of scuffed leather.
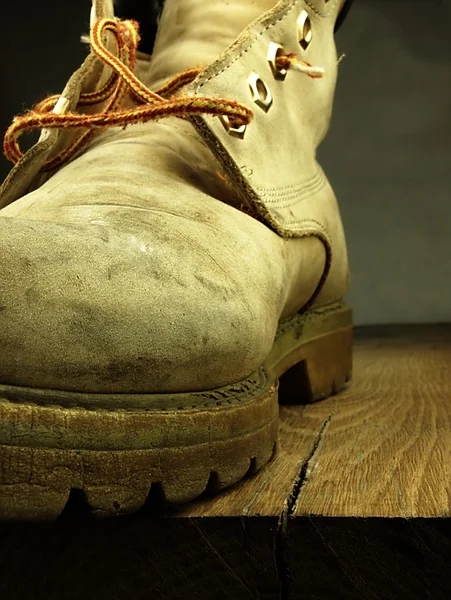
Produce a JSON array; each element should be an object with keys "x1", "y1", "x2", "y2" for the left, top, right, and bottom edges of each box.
[
  {"x1": 0, "y1": 119, "x2": 325, "y2": 393},
  {"x1": 0, "y1": 0, "x2": 349, "y2": 393}
]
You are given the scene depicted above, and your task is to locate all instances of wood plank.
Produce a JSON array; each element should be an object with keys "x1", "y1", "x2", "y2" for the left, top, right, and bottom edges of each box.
[
  {"x1": 287, "y1": 517, "x2": 451, "y2": 600},
  {"x1": 294, "y1": 324, "x2": 451, "y2": 518},
  {"x1": 0, "y1": 517, "x2": 281, "y2": 600}
]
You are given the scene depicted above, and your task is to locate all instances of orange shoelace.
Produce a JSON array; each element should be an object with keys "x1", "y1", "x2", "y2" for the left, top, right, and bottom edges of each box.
[{"x1": 3, "y1": 18, "x2": 324, "y2": 172}]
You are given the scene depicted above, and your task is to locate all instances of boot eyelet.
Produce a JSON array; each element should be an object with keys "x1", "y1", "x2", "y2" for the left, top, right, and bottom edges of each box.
[
  {"x1": 267, "y1": 42, "x2": 288, "y2": 81},
  {"x1": 297, "y1": 10, "x2": 313, "y2": 50},
  {"x1": 248, "y1": 72, "x2": 273, "y2": 112},
  {"x1": 219, "y1": 115, "x2": 247, "y2": 139}
]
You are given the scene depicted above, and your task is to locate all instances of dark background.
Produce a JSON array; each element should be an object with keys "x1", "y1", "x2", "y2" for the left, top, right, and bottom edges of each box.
[{"x1": 1, "y1": 0, "x2": 450, "y2": 325}]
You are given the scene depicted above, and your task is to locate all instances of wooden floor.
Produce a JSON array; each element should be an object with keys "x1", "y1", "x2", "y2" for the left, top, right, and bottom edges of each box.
[{"x1": 1, "y1": 325, "x2": 451, "y2": 599}]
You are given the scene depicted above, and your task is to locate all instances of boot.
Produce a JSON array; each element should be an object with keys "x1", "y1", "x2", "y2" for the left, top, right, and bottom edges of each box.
[{"x1": 0, "y1": 0, "x2": 353, "y2": 519}]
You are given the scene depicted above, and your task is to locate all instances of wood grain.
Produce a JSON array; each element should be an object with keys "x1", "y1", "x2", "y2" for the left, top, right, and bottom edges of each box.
[{"x1": 294, "y1": 324, "x2": 451, "y2": 518}]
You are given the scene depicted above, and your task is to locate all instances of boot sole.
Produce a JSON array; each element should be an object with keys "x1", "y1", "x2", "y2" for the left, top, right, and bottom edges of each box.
[{"x1": 0, "y1": 301, "x2": 352, "y2": 519}]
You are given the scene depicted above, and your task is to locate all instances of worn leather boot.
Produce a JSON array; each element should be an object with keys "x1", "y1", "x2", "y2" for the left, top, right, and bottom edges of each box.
[{"x1": 0, "y1": 0, "x2": 353, "y2": 519}]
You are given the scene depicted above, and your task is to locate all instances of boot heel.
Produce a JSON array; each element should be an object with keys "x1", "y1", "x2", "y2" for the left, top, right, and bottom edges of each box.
[{"x1": 278, "y1": 327, "x2": 353, "y2": 405}]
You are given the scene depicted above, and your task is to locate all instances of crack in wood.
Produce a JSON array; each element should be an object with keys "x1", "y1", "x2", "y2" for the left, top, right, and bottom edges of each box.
[{"x1": 275, "y1": 412, "x2": 335, "y2": 599}]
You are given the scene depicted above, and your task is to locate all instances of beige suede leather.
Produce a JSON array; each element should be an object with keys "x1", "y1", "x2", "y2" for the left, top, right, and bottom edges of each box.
[
  {"x1": 186, "y1": 0, "x2": 350, "y2": 307},
  {"x1": 0, "y1": 0, "x2": 349, "y2": 394}
]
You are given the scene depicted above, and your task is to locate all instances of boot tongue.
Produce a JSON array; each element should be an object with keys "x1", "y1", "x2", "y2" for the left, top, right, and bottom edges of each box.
[{"x1": 143, "y1": 0, "x2": 277, "y2": 89}]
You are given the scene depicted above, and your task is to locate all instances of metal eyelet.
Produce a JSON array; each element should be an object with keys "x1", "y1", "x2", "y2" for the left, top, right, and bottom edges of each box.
[
  {"x1": 219, "y1": 115, "x2": 247, "y2": 139},
  {"x1": 267, "y1": 42, "x2": 288, "y2": 81},
  {"x1": 297, "y1": 10, "x2": 313, "y2": 50},
  {"x1": 248, "y1": 72, "x2": 273, "y2": 113}
]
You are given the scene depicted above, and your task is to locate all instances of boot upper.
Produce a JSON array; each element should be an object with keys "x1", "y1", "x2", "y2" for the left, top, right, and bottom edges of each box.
[{"x1": 0, "y1": 0, "x2": 350, "y2": 394}]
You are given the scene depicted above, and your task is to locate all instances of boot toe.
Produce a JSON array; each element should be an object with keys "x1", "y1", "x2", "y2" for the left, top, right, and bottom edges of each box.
[{"x1": 0, "y1": 215, "x2": 277, "y2": 393}]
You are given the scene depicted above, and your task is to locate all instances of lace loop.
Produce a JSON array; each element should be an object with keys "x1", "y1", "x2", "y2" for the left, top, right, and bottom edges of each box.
[{"x1": 3, "y1": 18, "x2": 324, "y2": 172}]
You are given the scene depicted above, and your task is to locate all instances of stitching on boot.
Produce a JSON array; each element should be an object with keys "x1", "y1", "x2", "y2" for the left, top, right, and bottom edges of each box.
[
  {"x1": 259, "y1": 173, "x2": 326, "y2": 208},
  {"x1": 0, "y1": 368, "x2": 269, "y2": 412},
  {"x1": 254, "y1": 171, "x2": 322, "y2": 194},
  {"x1": 304, "y1": 0, "x2": 338, "y2": 19}
]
